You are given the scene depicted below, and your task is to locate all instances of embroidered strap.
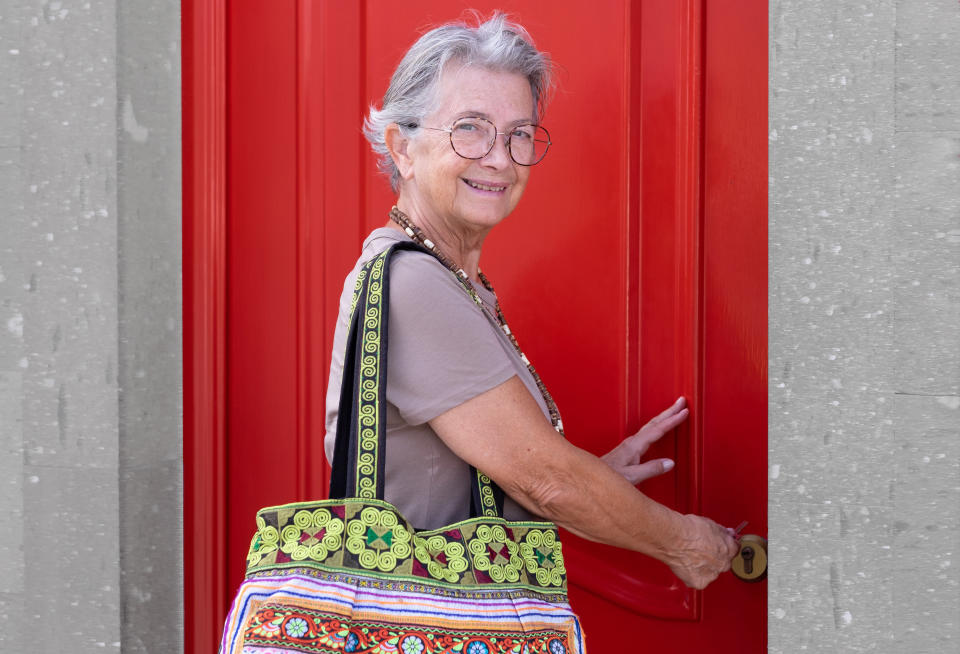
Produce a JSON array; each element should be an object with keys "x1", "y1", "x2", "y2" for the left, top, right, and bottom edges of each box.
[{"x1": 330, "y1": 243, "x2": 506, "y2": 519}]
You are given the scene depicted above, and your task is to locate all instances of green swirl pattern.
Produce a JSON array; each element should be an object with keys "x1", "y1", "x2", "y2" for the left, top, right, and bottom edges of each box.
[
  {"x1": 476, "y1": 470, "x2": 499, "y2": 517},
  {"x1": 245, "y1": 499, "x2": 568, "y2": 594},
  {"x1": 354, "y1": 253, "x2": 387, "y2": 499}
]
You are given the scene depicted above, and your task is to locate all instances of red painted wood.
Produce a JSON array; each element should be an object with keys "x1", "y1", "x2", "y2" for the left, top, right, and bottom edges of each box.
[
  {"x1": 181, "y1": 0, "x2": 227, "y2": 652},
  {"x1": 184, "y1": 1, "x2": 767, "y2": 652},
  {"x1": 225, "y1": 0, "x2": 300, "y2": 599}
]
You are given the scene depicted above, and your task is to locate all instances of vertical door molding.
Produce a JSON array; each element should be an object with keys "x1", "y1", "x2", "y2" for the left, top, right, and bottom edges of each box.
[
  {"x1": 563, "y1": 0, "x2": 705, "y2": 620},
  {"x1": 299, "y1": 1, "x2": 368, "y2": 501},
  {"x1": 182, "y1": 0, "x2": 228, "y2": 652}
]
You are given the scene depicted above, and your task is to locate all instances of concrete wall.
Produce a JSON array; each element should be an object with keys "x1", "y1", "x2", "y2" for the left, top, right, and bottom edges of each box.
[
  {"x1": 770, "y1": 1, "x2": 959, "y2": 651},
  {"x1": 0, "y1": 0, "x2": 182, "y2": 651}
]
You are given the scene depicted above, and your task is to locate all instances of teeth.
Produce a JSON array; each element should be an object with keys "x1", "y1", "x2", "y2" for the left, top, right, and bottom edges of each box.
[{"x1": 465, "y1": 179, "x2": 505, "y2": 192}]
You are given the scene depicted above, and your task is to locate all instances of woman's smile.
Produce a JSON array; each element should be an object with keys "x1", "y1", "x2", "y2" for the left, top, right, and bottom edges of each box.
[{"x1": 462, "y1": 177, "x2": 509, "y2": 193}]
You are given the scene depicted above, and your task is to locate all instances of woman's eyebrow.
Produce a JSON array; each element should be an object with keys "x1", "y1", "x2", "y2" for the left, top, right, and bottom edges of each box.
[{"x1": 451, "y1": 110, "x2": 538, "y2": 126}]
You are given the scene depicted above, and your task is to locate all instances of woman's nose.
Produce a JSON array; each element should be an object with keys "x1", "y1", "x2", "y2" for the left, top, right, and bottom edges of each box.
[{"x1": 480, "y1": 133, "x2": 513, "y2": 168}]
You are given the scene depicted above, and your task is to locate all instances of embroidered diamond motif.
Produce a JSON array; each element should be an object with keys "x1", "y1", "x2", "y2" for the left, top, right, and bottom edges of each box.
[
  {"x1": 488, "y1": 543, "x2": 510, "y2": 564},
  {"x1": 535, "y1": 547, "x2": 555, "y2": 569},
  {"x1": 365, "y1": 526, "x2": 394, "y2": 549}
]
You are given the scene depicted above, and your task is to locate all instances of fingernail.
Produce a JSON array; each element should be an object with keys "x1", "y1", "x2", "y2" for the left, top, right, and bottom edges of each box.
[{"x1": 662, "y1": 459, "x2": 675, "y2": 472}]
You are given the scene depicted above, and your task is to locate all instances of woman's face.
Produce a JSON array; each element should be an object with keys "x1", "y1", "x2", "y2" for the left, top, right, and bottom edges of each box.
[{"x1": 403, "y1": 65, "x2": 535, "y2": 234}]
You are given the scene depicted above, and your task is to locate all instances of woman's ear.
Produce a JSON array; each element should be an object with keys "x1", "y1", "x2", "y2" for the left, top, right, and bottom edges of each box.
[{"x1": 385, "y1": 123, "x2": 414, "y2": 181}]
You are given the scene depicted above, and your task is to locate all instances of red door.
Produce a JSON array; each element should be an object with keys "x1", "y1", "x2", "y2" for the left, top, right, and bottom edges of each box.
[{"x1": 183, "y1": 1, "x2": 767, "y2": 652}]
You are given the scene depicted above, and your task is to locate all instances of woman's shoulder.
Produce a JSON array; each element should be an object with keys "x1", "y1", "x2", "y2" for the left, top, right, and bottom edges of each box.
[{"x1": 362, "y1": 227, "x2": 461, "y2": 292}]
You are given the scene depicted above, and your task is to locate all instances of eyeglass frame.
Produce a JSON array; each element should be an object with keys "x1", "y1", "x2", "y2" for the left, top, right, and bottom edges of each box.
[{"x1": 410, "y1": 116, "x2": 552, "y2": 166}]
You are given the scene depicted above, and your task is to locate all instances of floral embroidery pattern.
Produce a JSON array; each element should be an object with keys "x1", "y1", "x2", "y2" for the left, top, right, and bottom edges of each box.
[
  {"x1": 242, "y1": 604, "x2": 569, "y2": 654},
  {"x1": 413, "y1": 533, "x2": 469, "y2": 584},
  {"x1": 466, "y1": 640, "x2": 490, "y2": 654},
  {"x1": 401, "y1": 635, "x2": 426, "y2": 654},
  {"x1": 283, "y1": 617, "x2": 308, "y2": 638},
  {"x1": 519, "y1": 529, "x2": 566, "y2": 588},
  {"x1": 469, "y1": 524, "x2": 523, "y2": 583},
  {"x1": 345, "y1": 506, "x2": 412, "y2": 572},
  {"x1": 278, "y1": 508, "x2": 345, "y2": 563},
  {"x1": 246, "y1": 515, "x2": 279, "y2": 568},
  {"x1": 246, "y1": 501, "x2": 569, "y2": 591}
]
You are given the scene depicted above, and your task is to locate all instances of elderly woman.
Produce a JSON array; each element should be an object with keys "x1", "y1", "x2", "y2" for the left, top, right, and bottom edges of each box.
[
  {"x1": 222, "y1": 13, "x2": 738, "y2": 654},
  {"x1": 325, "y1": 12, "x2": 736, "y2": 587}
]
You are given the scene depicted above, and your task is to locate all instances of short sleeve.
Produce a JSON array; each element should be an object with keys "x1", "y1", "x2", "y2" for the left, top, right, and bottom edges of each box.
[{"x1": 385, "y1": 251, "x2": 516, "y2": 425}]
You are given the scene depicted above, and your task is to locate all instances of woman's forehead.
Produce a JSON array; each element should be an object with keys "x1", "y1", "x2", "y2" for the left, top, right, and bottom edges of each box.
[{"x1": 432, "y1": 64, "x2": 536, "y2": 121}]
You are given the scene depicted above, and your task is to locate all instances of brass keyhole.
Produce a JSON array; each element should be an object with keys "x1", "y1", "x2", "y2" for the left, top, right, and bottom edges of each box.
[
  {"x1": 731, "y1": 534, "x2": 767, "y2": 582},
  {"x1": 741, "y1": 546, "x2": 754, "y2": 574}
]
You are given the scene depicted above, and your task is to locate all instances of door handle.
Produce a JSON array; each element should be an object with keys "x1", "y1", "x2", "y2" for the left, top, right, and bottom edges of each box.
[{"x1": 731, "y1": 534, "x2": 767, "y2": 582}]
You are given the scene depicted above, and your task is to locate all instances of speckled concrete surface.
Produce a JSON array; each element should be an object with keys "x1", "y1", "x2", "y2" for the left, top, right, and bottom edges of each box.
[
  {"x1": 0, "y1": 0, "x2": 182, "y2": 651},
  {"x1": 116, "y1": 0, "x2": 182, "y2": 651},
  {"x1": 771, "y1": 0, "x2": 959, "y2": 651}
]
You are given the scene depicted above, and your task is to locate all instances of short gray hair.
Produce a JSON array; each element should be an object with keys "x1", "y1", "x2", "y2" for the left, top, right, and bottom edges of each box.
[{"x1": 363, "y1": 12, "x2": 554, "y2": 193}]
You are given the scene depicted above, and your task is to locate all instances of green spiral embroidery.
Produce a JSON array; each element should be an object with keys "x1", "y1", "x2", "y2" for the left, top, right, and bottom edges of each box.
[
  {"x1": 345, "y1": 506, "x2": 412, "y2": 572},
  {"x1": 246, "y1": 515, "x2": 280, "y2": 567},
  {"x1": 348, "y1": 267, "x2": 368, "y2": 317},
  {"x1": 413, "y1": 534, "x2": 469, "y2": 584},
  {"x1": 272, "y1": 509, "x2": 345, "y2": 563},
  {"x1": 519, "y1": 528, "x2": 566, "y2": 587},
  {"x1": 476, "y1": 471, "x2": 498, "y2": 517},
  {"x1": 354, "y1": 253, "x2": 387, "y2": 499},
  {"x1": 469, "y1": 524, "x2": 523, "y2": 583}
]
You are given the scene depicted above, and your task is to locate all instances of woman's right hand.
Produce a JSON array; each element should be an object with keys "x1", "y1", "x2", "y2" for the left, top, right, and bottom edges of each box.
[{"x1": 665, "y1": 514, "x2": 740, "y2": 589}]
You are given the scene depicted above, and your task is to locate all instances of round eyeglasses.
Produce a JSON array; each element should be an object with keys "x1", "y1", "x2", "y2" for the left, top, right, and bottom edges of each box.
[{"x1": 417, "y1": 116, "x2": 552, "y2": 166}]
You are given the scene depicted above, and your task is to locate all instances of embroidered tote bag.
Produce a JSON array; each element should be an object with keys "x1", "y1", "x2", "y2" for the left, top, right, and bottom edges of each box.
[{"x1": 220, "y1": 242, "x2": 586, "y2": 654}]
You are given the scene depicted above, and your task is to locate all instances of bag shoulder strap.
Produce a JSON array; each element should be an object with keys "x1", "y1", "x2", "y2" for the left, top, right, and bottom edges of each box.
[{"x1": 329, "y1": 242, "x2": 504, "y2": 519}]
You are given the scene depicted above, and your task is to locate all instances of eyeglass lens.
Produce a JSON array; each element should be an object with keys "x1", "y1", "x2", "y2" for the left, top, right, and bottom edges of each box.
[{"x1": 449, "y1": 117, "x2": 550, "y2": 165}]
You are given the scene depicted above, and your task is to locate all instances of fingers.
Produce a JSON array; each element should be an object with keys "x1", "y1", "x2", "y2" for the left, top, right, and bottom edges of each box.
[
  {"x1": 632, "y1": 397, "x2": 690, "y2": 446},
  {"x1": 622, "y1": 458, "x2": 675, "y2": 485},
  {"x1": 650, "y1": 396, "x2": 687, "y2": 424}
]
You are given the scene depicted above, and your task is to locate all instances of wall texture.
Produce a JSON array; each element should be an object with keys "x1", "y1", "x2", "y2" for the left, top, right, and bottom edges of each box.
[
  {"x1": 0, "y1": 0, "x2": 182, "y2": 651},
  {"x1": 770, "y1": 0, "x2": 959, "y2": 651}
]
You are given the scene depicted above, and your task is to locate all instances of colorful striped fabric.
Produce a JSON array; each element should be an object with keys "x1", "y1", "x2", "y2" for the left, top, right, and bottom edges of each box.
[{"x1": 221, "y1": 569, "x2": 584, "y2": 653}]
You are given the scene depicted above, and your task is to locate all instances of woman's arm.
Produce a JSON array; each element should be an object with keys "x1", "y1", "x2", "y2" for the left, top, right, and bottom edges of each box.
[{"x1": 429, "y1": 376, "x2": 739, "y2": 590}]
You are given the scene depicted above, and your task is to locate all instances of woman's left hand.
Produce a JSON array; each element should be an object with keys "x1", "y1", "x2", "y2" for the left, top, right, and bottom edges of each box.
[{"x1": 602, "y1": 397, "x2": 689, "y2": 485}]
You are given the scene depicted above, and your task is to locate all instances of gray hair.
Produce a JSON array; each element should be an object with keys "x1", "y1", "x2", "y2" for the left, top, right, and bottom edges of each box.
[{"x1": 363, "y1": 12, "x2": 554, "y2": 193}]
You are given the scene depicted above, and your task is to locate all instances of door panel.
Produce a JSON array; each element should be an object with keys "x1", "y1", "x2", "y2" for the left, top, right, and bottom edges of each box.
[{"x1": 185, "y1": 0, "x2": 767, "y2": 651}]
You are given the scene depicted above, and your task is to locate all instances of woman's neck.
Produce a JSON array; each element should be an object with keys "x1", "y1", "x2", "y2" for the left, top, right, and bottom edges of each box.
[{"x1": 391, "y1": 198, "x2": 487, "y2": 282}]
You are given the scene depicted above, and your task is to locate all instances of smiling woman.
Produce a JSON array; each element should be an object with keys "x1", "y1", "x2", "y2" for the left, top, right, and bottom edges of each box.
[
  {"x1": 384, "y1": 65, "x2": 534, "y2": 267},
  {"x1": 218, "y1": 12, "x2": 738, "y2": 654}
]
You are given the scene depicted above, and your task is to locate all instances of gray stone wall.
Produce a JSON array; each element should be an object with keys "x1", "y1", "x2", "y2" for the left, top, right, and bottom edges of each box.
[
  {"x1": 0, "y1": 0, "x2": 182, "y2": 651},
  {"x1": 770, "y1": 1, "x2": 959, "y2": 652}
]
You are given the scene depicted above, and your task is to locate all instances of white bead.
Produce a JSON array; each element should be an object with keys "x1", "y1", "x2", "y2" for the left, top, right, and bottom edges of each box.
[
  {"x1": 404, "y1": 227, "x2": 415, "y2": 237},
  {"x1": 424, "y1": 238, "x2": 435, "y2": 249}
]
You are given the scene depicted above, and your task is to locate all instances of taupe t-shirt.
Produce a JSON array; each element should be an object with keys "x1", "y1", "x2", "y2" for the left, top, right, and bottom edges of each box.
[{"x1": 324, "y1": 227, "x2": 550, "y2": 529}]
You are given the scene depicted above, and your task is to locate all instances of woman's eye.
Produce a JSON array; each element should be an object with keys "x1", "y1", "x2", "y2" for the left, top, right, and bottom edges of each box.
[
  {"x1": 511, "y1": 128, "x2": 533, "y2": 141},
  {"x1": 454, "y1": 122, "x2": 479, "y2": 132}
]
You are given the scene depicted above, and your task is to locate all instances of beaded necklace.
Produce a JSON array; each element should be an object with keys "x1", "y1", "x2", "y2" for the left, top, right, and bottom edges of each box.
[{"x1": 389, "y1": 205, "x2": 565, "y2": 435}]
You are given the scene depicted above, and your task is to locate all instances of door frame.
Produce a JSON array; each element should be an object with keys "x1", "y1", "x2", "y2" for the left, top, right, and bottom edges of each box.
[
  {"x1": 183, "y1": 1, "x2": 227, "y2": 652},
  {"x1": 182, "y1": 2, "x2": 767, "y2": 651}
]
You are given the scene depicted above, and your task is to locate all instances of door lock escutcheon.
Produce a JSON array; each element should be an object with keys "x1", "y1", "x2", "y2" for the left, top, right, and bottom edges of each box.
[{"x1": 731, "y1": 534, "x2": 767, "y2": 582}]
